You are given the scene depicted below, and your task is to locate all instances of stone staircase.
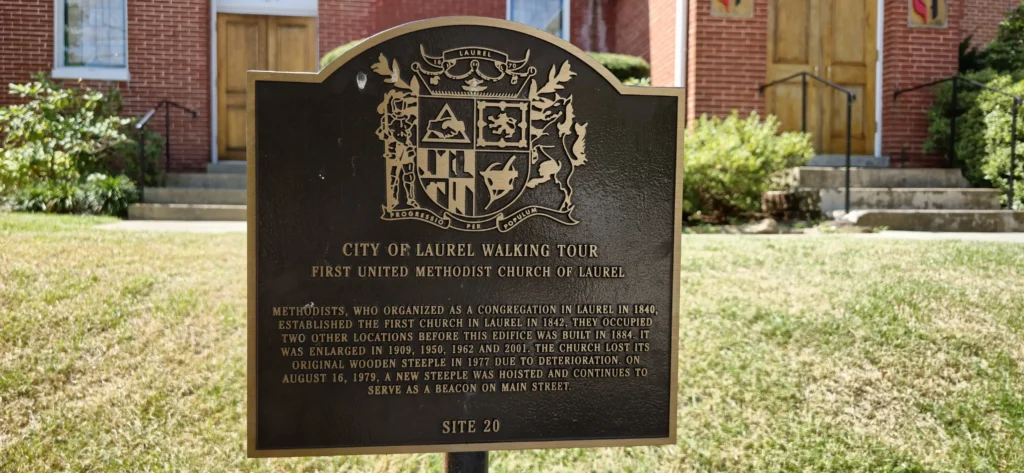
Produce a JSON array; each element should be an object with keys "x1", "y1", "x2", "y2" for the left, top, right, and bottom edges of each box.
[
  {"x1": 127, "y1": 163, "x2": 247, "y2": 221},
  {"x1": 785, "y1": 164, "x2": 1024, "y2": 232}
]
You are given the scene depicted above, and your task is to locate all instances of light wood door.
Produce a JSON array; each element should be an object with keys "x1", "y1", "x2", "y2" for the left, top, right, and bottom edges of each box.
[
  {"x1": 766, "y1": 0, "x2": 875, "y2": 154},
  {"x1": 820, "y1": 0, "x2": 876, "y2": 155},
  {"x1": 766, "y1": 0, "x2": 823, "y2": 147},
  {"x1": 217, "y1": 14, "x2": 316, "y2": 161}
]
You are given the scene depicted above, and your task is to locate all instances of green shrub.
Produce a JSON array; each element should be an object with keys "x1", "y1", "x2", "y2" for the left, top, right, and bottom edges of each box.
[
  {"x1": 587, "y1": 52, "x2": 650, "y2": 82},
  {"x1": 9, "y1": 180, "x2": 85, "y2": 214},
  {"x1": 112, "y1": 126, "x2": 165, "y2": 186},
  {"x1": 7, "y1": 173, "x2": 139, "y2": 216},
  {"x1": 958, "y1": 36, "x2": 988, "y2": 74},
  {"x1": 623, "y1": 77, "x2": 651, "y2": 87},
  {"x1": 1, "y1": 74, "x2": 127, "y2": 188},
  {"x1": 684, "y1": 112, "x2": 814, "y2": 220},
  {"x1": 977, "y1": 76, "x2": 1024, "y2": 209},
  {"x1": 81, "y1": 173, "x2": 139, "y2": 216},
  {"x1": 924, "y1": 69, "x2": 1001, "y2": 186},
  {"x1": 320, "y1": 39, "x2": 364, "y2": 69},
  {"x1": 0, "y1": 73, "x2": 160, "y2": 193},
  {"x1": 984, "y1": 4, "x2": 1024, "y2": 73}
]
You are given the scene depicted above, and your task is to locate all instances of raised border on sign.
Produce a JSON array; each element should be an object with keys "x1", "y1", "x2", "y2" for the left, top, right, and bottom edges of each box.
[{"x1": 246, "y1": 15, "x2": 686, "y2": 458}]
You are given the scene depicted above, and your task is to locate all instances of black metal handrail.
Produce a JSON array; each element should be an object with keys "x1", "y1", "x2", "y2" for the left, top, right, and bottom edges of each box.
[
  {"x1": 894, "y1": 75, "x2": 1021, "y2": 207},
  {"x1": 759, "y1": 72, "x2": 857, "y2": 213},
  {"x1": 134, "y1": 100, "x2": 198, "y2": 198}
]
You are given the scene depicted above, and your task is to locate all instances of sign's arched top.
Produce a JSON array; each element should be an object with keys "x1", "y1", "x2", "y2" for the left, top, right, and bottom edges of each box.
[{"x1": 250, "y1": 16, "x2": 682, "y2": 99}]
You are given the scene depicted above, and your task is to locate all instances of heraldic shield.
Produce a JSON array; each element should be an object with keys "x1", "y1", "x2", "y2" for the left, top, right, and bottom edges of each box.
[{"x1": 374, "y1": 45, "x2": 589, "y2": 232}]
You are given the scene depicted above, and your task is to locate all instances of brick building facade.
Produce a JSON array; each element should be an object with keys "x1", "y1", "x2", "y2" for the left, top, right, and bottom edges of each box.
[
  {"x1": 1, "y1": 0, "x2": 211, "y2": 171},
  {"x1": 665, "y1": 0, "x2": 1021, "y2": 166},
  {"x1": 1, "y1": 0, "x2": 650, "y2": 172},
  {"x1": 1, "y1": 0, "x2": 1020, "y2": 170}
]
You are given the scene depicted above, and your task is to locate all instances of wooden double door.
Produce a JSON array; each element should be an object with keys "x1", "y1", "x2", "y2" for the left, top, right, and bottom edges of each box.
[
  {"x1": 217, "y1": 14, "x2": 317, "y2": 161},
  {"x1": 766, "y1": 0, "x2": 876, "y2": 155}
]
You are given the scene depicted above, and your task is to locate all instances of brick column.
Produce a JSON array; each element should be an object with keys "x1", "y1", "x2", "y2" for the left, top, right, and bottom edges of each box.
[
  {"x1": 882, "y1": 0, "x2": 961, "y2": 167},
  {"x1": 685, "y1": 0, "x2": 767, "y2": 124},
  {"x1": 649, "y1": 0, "x2": 676, "y2": 86}
]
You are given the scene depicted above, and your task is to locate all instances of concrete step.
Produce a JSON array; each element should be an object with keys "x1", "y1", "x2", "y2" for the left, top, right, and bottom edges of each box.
[
  {"x1": 207, "y1": 162, "x2": 247, "y2": 174},
  {"x1": 806, "y1": 154, "x2": 890, "y2": 168},
  {"x1": 786, "y1": 167, "x2": 970, "y2": 189},
  {"x1": 144, "y1": 187, "x2": 247, "y2": 205},
  {"x1": 842, "y1": 210, "x2": 1024, "y2": 232},
  {"x1": 165, "y1": 173, "x2": 246, "y2": 189},
  {"x1": 819, "y1": 188, "x2": 1001, "y2": 213},
  {"x1": 128, "y1": 203, "x2": 246, "y2": 221}
]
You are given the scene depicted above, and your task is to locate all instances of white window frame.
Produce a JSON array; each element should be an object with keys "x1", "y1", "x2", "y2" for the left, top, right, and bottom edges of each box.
[
  {"x1": 506, "y1": 0, "x2": 571, "y2": 41},
  {"x1": 52, "y1": 0, "x2": 130, "y2": 81},
  {"x1": 216, "y1": 0, "x2": 317, "y2": 17}
]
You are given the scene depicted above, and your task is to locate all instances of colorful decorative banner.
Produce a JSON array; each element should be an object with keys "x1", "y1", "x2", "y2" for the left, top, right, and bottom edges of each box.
[
  {"x1": 711, "y1": 0, "x2": 754, "y2": 18},
  {"x1": 909, "y1": 0, "x2": 947, "y2": 28}
]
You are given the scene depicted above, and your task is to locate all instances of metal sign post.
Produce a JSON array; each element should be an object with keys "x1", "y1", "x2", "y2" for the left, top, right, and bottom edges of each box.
[{"x1": 444, "y1": 452, "x2": 488, "y2": 473}]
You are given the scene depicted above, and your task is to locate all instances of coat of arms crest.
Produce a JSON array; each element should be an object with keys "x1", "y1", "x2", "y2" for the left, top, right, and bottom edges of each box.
[{"x1": 373, "y1": 45, "x2": 589, "y2": 232}]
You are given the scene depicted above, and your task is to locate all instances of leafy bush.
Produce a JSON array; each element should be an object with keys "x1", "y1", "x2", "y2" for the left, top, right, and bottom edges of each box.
[
  {"x1": 112, "y1": 126, "x2": 165, "y2": 186},
  {"x1": 8, "y1": 173, "x2": 139, "y2": 216},
  {"x1": 1, "y1": 74, "x2": 128, "y2": 189},
  {"x1": 0, "y1": 73, "x2": 161, "y2": 194},
  {"x1": 9, "y1": 180, "x2": 85, "y2": 214},
  {"x1": 977, "y1": 76, "x2": 1024, "y2": 209},
  {"x1": 81, "y1": 173, "x2": 139, "y2": 216},
  {"x1": 587, "y1": 52, "x2": 650, "y2": 82},
  {"x1": 623, "y1": 77, "x2": 651, "y2": 87},
  {"x1": 684, "y1": 112, "x2": 814, "y2": 220},
  {"x1": 924, "y1": 69, "x2": 1001, "y2": 186},
  {"x1": 958, "y1": 36, "x2": 988, "y2": 74},
  {"x1": 984, "y1": 4, "x2": 1024, "y2": 73},
  {"x1": 320, "y1": 39, "x2": 364, "y2": 69}
]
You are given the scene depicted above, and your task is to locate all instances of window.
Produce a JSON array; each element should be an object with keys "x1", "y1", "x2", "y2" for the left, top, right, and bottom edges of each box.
[
  {"x1": 507, "y1": 0, "x2": 570, "y2": 40},
  {"x1": 53, "y1": 0, "x2": 129, "y2": 81}
]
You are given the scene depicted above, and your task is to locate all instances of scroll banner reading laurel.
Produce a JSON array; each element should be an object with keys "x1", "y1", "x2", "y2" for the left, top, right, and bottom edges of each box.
[
  {"x1": 442, "y1": 47, "x2": 509, "y2": 64},
  {"x1": 382, "y1": 206, "x2": 576, "y2": 232}
]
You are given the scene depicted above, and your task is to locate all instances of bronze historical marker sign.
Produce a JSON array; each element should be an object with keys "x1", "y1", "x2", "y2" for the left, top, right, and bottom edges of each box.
[{"x1": 247, "y1": 17, "x2": 684, "y2": 457}]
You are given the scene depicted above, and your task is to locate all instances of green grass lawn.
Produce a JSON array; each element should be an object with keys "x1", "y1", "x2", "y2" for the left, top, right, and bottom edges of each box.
[{"x1": 1, "y1": 213, "x2": 1023, "y2": 472}]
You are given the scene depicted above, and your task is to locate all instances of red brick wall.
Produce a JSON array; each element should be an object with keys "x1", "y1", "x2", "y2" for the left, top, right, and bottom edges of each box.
[
  {"x1": 685, "y1": 0, "x2": 767, "y2": 123},
  {"x1": 961, "y1": 0, "x2": 1018, "y2": 46},
  {"x1": 125, "y1": 0, "x2": 209, "y2": 172},
  {"x1": 0, "y1": 0, "x2": 52, "y2": 105},
  {"x1": 882, "y1": 0, "x2": 962, "y2": 167},
  {"x1": 614, "y1": 0, "x2": 650, "y2": 59},
  {"x1": 370, "y1": 0, "x2": 504, "y2": 33},
  {"x1": 5, "y1": 1, "x2": 646, "y2": 173},
  {"x1": 648, "y1": 0, "x2": 675, "y2": 86},
  {"x1": 319, "y1": 0, "x2": 376, "y2": 58},
  {"x1": 0, "y1": 0, "x2": 210, "y2": 172}
]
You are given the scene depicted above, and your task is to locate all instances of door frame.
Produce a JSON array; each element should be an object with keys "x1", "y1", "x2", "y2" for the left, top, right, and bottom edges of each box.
[
  {"x1": 209, "y1": 0, "x2": 318, "y2": 165},
  {"x1": 874, "y1": 0, "x2": 883, "y2": 157}
]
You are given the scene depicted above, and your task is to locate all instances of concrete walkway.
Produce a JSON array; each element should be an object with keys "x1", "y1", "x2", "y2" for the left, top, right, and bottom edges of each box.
[
  {"x1": 858, "y1": 231, "x2": 1024, "y2": 243},
  {"x1": 97, "y1": 220, "x2": 246, "y2": 234},
  {"x1": 98, "y1": 221, "x2": 1024, "y2": 243}
]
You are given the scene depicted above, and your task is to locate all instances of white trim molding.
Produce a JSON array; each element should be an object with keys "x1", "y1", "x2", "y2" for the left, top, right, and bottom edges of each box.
[
  {"x1": 875, "y1": 0, "x2": 884, "y2": 157},
  {"x1": 52, "y1": 66, "x2": 129, "y2": 81},
  {"x1": 52, "y1": 0, "x2": 130, "y2": 81},
  {"x1": 674, "y1": 0, "x2": 687, "y2": 87},
  {"x1": 216, "y1": 0, "x2": 317, "y2": 17},
  {"x1": 211, "y1": 0, "x2": 219, "y2": 164}
]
